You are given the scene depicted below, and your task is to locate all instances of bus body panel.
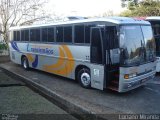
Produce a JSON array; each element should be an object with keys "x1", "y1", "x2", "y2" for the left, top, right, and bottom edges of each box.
[
  {"x1": 119, "y1": 62, "x2": 156, "y2": 92},
  {"x1": 156, "y1": 57, "x2": 160, "y2": 72},
  {"x1": 9, "y1": 41, "x2": 92, "y2": 79},
  {"x1": 9, "y1": 41, "x2": 106, "y2": 90}
]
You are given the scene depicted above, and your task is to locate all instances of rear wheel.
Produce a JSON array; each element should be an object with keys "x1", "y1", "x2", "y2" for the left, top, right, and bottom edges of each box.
[
  {"x1": 77, "y1": 68, "x2": 91, "y2": 88},
  {"x1": 22, "y1": 57, "x2": 29, "y2": 70}
]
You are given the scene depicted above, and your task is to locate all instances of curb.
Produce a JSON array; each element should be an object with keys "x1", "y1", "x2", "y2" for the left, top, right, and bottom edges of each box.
[
  {"x1": 0, "y1": 67, "x2": 108, "y2": 120},
  {"x1": 0, "y1": 56, "x2": 10, "y2": 63}
]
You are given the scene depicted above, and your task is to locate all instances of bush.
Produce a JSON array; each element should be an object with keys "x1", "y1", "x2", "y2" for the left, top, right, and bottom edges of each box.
[{"x1": 0, "y1": 43, "x2": 8, "y2": 50}]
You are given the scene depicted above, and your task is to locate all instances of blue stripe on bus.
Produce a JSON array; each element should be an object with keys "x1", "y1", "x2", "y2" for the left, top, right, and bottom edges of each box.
[
  {"x1": 11, "y1": 41, "x2": 20, "y2": 52},
  {"x1": 32, "y1": 55, "x2": 38, "y2": 68}
]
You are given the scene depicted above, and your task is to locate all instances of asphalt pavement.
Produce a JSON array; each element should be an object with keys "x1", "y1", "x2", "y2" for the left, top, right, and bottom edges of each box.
[{"x1": 0, "y1": 68, "x2": 77, "y2": 120}]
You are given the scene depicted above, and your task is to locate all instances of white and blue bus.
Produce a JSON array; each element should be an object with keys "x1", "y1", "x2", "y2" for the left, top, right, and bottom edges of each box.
[
  {"x1": 146, "y1": 16, "x2": 160, "y2": 72},
  {"x1": 9, "y1": 17, "x2": 156, "y2": 92}
]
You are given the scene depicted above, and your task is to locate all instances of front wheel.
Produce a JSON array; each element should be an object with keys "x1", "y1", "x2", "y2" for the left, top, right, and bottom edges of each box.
[
  {"x1": 22, "y1": 57, "x2": 29, "y2": 70},
  {"x1": 77, "y1": 68, "x2": 91, "y2": 88}
]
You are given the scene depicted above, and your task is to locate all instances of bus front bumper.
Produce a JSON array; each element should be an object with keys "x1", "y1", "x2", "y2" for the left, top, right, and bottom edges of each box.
[{"x1": 119, "y1": 70, "x2": 156, "y2": 92}]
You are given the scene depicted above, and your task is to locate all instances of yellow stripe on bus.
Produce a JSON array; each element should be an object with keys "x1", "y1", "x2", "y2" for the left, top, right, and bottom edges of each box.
[
  {"x1": 43, "y1": 45, "x2": 75, "y2": 76},
  {"x1": 43, "y1": 46, "x2": 65, "y2": 70},
  {"x1": 26, "y1": 54, "x2": 34, "y2": 62}
]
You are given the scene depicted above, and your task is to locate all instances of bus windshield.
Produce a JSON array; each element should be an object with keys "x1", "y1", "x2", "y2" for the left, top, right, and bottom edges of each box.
[{"x1": 120, "y1": 25, "x2": 155, "y2": 66}]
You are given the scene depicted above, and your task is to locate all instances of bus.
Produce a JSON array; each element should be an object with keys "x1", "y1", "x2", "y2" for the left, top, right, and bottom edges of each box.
[
  {"x1": 146, "y1": 16, "x2": 160, "y2": 72},
  {"x1": 9, "y1": 17, "x2": 156, "y2": 92}
]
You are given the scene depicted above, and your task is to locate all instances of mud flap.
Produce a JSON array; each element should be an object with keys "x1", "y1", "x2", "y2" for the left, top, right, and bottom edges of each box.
[{"x1": 91, "y1": 64, "x2": 104, "y2": 90}]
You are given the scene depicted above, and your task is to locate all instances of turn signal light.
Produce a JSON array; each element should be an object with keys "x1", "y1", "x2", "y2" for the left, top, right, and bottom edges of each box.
[
  {"x1": 124, "y1": 73, "x2": 137, "y2": 79},
  {"x1": 124, "y1": 74, "x2": 129, "y2": 79}
]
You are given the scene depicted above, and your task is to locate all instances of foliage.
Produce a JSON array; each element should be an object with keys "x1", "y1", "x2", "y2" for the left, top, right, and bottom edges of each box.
[
  {"x1": 120, "y1": 10, "x2": 133, "y2": 17},
  {"x1": 120, "y1": 0, "x2": 160, "y2": 17},
  {"x1": 0, "y1": 43, "x2": 8, "y2": 50},
  {"x1": 121, "y1": 0, "x2": 138, "y2": 8}
]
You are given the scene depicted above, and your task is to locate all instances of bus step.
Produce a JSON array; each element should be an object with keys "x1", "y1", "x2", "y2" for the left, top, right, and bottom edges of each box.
[
  {"x1": 107, "y1": 86, "x2": 118, "y2": 91},
  {"x1": 111, "y1": 80, "x2": 119, "y2": 84}
]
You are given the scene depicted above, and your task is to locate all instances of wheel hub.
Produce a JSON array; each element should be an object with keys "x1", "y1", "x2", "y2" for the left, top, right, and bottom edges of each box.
[
  {"x1": 23, "y1": 60, "x2": 27, "y2": 68},
  {"x1": 81, "y1": 73, "x2": 90, "y2": 86}
]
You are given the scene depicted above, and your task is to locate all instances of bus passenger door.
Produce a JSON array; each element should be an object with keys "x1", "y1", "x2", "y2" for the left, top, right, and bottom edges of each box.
[{"x1": 90, "y1": 27, "x2": 104, "y2": 90}]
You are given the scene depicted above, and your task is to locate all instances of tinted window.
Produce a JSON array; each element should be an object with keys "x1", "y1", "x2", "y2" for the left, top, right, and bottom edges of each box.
[
  {"x1": 85, "y1": 24, "x2": 94, "y2": 43},
  {"x1": 13, "y1": 31, "x2": 20, "y2": 41},
  {"x1": 64, "y1": 26, "x2": 72, "y2": 43},
  {"x1": 149, "y1": 21, "x2": 160, "y2": 56},
  {"x1": 42, "y1": 28, "x2": 48, "y2": 42},
  {"x1": 30, "y1": 28, "x2": 40, "y2": 41},
  {"x1": 48, "y1": 27, "x2": 54, "y2": 42},
  {"x1": 24, "y1": 30, "x2": 29, "y2": 41},
  {"x1": 56, "y1": 27, "x2": 63, "y2": 42},
  {"x1": 106, "y1": 26, "x2": 118, "y2": 49},
  {"x1": 21, "y1": 30, "x2": 25, "y2": 41},
  {"x1": 91, "y1": 28, "x2": 102, "y2": 64},
  {"x1": 75, "y1": 25, "x2": 84, "y2": 43},
  {"x1": 17, "y1": 31, "x2": 20, "y2": 41},
  {"x1": 149, "y1": 21, "x2": 160, "y2": 36},
  {"x1": 21, "y1": 29, "x2": 29, "y2": 41},
  {"x1": 13, "y1": 31, "x2": 17, "y2": 41}
]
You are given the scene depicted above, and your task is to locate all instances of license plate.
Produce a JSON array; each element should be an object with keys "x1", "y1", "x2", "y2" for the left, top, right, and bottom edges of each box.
[{"x1": 141, "y1": 78, "x2": 147, "y2": 83}]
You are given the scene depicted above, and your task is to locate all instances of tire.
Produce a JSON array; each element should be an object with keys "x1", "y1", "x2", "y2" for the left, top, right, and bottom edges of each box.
[
  {"x1": 22, "y1": 57, "x2": 29, "y2": 70},
  {"x1": 77, "y1": 68, "x2": 91, "y2": 88}
]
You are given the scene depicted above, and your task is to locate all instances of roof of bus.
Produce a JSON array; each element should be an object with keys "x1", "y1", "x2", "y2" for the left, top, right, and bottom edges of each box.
[
  {"x1": 10, "y1": 17, "x2": 150, "y2": 30},
  {"x1": 146, "y1": 16, "x2": 160, "y2": 20}
]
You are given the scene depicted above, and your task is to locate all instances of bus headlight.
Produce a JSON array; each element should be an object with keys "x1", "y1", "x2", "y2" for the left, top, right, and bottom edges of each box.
[{"x1": 124, "y1": 73, "x2": 137, "y2": 79}]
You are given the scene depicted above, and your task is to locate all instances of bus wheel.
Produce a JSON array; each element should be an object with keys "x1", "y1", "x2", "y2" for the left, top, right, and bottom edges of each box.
[
  {"x1": 77, "y1": 68, "x2": 91, "y2": 88},
  {"x1": 22, "y1": 57, "x2": 29, "y2": 70}
]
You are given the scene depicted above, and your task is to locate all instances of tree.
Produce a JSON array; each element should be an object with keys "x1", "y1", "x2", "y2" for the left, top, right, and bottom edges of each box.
[
  {"x1": 120, "y1": 0, "x2": 160, "y2": 17},
  {"x1": 121, "y1": 0, "x2": 139, "y2": 8},
  {"x1": 0, "y1": 0, "x2": 48, "y2": 45},
  {"x1": 102, "y1": 10, "x2": 114, "y2": 17}
]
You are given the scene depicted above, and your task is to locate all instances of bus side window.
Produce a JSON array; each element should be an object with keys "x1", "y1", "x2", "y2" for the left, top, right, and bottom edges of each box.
[
  {"x1": 13, "y1": 31, "x2": 17, "y2": 41},
  {"x1": 42, "y1": 27, "x2": 48, "y2": 42},
  {"x1": 64, "y1": 26, "x2": 72, "y2": 43},
  {"x1": 85, "y1": 24, "x2": 94, "y2": 43},
  {"x1": 21, "y1": 30, "x2": 25, "y2": 41},
  {"x1": 21, "y1": 30, "x2": 29, "y2": 41},
  {"x1": 17, "y1": 31, "x2": 20, "y2": 41},
  {"x1": 56, "y1": 27, "x2": 63, "y2": 42},
  {"x1": 24, "y1": 30, "x2": 29, "y2": 41},
  {"x1": 74, "y1": 25, "x2": 84, "y2": 43},
  {"x1": 30, "y1": 28, "x2": 40, "y2": 41},
  {"x1": 48, "y1": 27, "x2": 54, "y2": 42},
  {"x1": 106, "y1": 26, "x2": 118, "y2": 49}
]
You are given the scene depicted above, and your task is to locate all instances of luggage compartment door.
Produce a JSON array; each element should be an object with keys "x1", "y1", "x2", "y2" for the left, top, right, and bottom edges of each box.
[{"x1": 90, "y1": 64, "x2": 104, "y2": 90}]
